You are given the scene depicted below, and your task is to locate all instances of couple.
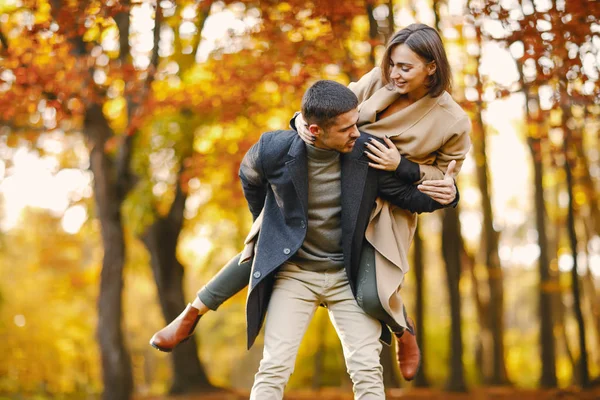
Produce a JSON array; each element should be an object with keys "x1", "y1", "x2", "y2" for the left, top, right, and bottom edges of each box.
[{"x1": 151, "y1": 23, "x2": 471, "y2": 398}]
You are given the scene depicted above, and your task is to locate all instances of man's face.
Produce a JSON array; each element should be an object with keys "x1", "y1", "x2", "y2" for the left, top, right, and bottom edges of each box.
[{"x1": 310, "y1": 108, "x2": 360, "y2": 153}]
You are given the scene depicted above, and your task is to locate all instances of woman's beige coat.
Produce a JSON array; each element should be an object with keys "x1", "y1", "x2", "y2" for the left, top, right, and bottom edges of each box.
[
  {"x1": 349, "y1": 67, "x2": 471, "y2": 330},
  {"x1": 242, "y1": 67, "x2": 471, "y2": 331}
]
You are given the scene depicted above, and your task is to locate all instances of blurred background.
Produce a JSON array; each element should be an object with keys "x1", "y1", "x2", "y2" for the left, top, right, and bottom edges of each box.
[{"x1": 0, "y1": 0, "x2": 599, "y2": 399}]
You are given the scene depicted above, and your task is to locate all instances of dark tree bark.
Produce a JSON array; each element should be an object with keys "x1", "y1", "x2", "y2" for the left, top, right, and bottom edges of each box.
[
  {"x1": 366, "y1": 2, "x2": 378, "y2": 68},
  {"x1": 471, "y1": 28, "x2": 509, "y2": 385},
  {"x1": 472, "y1": 109, "x2": 509, "y2": 385},
  {"x1": 386, "y1": 0, "x2": 395, "y2": 41},
  {"x1": 441, "y1": 207, "x2": 467, "y2": 392},
  {"x1": 412, "y1": 220, "x2": 429, "y2": 387},
  {"x1": 528, "y1": 134, "x2": 558, "y2": 388},
  {"x1": 142, "y1": 180, "x2": 215, "y2": 394},
  {"x1": 137, "y1": 5, "x2": 214, "y2": 393},
  {"x1": 87, "y1": 103, "x2": 133, "y2": 400},
  {"x1": 366, "y1": 0, "x2": 395, "y2": 67},
  {"x1": 563, "y1": 109, "x2": 590, "y2": 387},
  {"x1": 521, "y1": 86, "x2": 557, "y2": 388}
]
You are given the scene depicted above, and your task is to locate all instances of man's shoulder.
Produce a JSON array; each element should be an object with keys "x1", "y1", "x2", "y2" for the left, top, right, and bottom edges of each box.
[
  {"x1": 257, "y1": 130, "x2": 297, "y2": 151},
  {"x1": 259, "y1": 129, "x2": 296, "y2": 143},
  {"x1": 253, "y1": 130, "x2": 300, "y2": 162}
]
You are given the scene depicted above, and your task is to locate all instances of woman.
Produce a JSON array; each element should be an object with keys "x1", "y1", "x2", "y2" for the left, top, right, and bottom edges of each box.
[{"x1": 150, "y1": 23, "x2": 471, "y2": 381}]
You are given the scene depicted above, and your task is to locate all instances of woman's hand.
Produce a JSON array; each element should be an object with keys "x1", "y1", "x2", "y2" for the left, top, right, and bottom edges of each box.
[
  {"x1": 295, "y1": 113, "x2": 314, "y2": 145},
  {"x1": 365, "y1": 136, "x2": 401, "y2": 171},
  {"x1": 417, "y1": 160, "x2": 457, "y2": 205}
]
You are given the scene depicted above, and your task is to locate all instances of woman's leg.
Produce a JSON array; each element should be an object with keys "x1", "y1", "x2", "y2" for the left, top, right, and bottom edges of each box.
[
  {"x1": 196, "y1": 252, "x2": 253, "y2": 311},
  {"x1": 150, "y1": 252, "x2": 253, "y2": 352},
  {"x1": 355, "y1": 241, "x2": 405, "y2": 334},
  {"x1": 355, "y1": 241, "x2": 420, "y2": 381}
]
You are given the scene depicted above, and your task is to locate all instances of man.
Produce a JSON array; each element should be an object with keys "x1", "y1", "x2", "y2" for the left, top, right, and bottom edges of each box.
[{"x1": 241, "y1": 80, "x2": 456, "y2": 399}]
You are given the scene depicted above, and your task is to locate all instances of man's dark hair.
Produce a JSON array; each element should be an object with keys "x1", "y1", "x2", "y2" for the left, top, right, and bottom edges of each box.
[{"x1": 301, "y1": 80, "x2": 358, "y2": 129}]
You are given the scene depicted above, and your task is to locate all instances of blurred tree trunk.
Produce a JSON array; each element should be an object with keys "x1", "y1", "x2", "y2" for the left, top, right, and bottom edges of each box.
[
  {"x1": 528, "y1": 133, "x2": 558, "y2": 387},
  {"x1": 142, "y1": 178, "x2": 215, "y2": 393},
  {"x1": 435, "y1": 1, "x2": 466, "y2": 391},
  {"x1": 562, "y1": 106, "x2": 590, "y2": 387},
  {"x1": 546, "y1": 177, "x2": 576, "y2": 375},
  {"x1": 48, "y1": 2, "x2": 134, "y2": 399},
  {"x1": 60, "y1": 0, "x2": 138, "y2": 397},
  {"x1": 574, "y1": 128, "x2": 600, "y2": 238},
  {"x1": 472, "y1": 70, "x2": 509, "y2": 389},
  {"x1": 576, "y1": 117, "x2": 600, "y2": 358},
  {"x1": 464, "y1": 236, "x2": 486, "y2": 383},
  {"x1": 367, "y1": 0, "x2": 395, "y2": 66},
  {"x1": 139, "y1": 5, "x2": 215, "y2": 393},
  {"x1": 87, "y1": 103, "x2": 134, "y2": 400},
  {"x1": 441, "y1": 207, "x2": 467, "y2": 392},
  {"x1": 367, "y1": 2, "x2": 378, "y2": 68},
  {"x1": 582, "y1": 248, "x2": 600, "y2": 368},
  {"x1": 412, "y1": 220, "x2": 429, "y2": 387},
  {"x1": 386, "y1": 0, "x2": 395, "y2": 39},
  {"x1": 472, "y1": 109, "x2": 509, "y2": 385},
  {"x1": 522, "y1": 86, "x2": 558, "y2": 388}
]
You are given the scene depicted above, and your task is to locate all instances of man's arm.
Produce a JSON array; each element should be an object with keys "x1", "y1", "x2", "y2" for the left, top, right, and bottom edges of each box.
[
  {"x1": 239, "y1": 138, "x2": 268, "y2": 221},
  {"x1": 376, "y1": 168, "x2": 459, "y2": 214}
]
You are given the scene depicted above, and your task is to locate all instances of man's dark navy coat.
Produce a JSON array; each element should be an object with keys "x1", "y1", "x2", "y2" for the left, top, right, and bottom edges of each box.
[{"x1": 239, "y1": 130, "x2": 449, "y2": 348}]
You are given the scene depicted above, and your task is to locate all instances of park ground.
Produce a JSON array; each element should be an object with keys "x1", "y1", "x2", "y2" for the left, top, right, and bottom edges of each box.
[{"x1": 137, "y1": 387, "x2": 600, "y2": 400}]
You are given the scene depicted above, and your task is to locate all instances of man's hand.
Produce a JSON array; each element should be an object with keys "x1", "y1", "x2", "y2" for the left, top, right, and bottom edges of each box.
[
  {"x1": 417, "y1": 160, "x2": 457, "y2": 205},
  {"x1": 365, "y1": 136, "x2": 401, "y2": 171},
  {"x1": 295, "y1": 113, "x2": 314, "y2": 145}
]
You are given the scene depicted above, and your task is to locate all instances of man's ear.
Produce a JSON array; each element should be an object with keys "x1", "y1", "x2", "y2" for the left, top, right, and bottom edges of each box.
[{"x1": 308, "y1": 124, "x2": 323, "y2": 138}]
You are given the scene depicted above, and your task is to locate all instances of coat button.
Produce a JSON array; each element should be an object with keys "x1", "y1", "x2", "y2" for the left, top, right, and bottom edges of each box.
[
  {"x1": 300, "y1": 220, "x2": 306, "y2": 228},
  {"x1": 283, "y1": 248, "x2": 291, "y2": 255},
  {"x1": 253, "y1": 271, "x2": 261, "y2": 279}
]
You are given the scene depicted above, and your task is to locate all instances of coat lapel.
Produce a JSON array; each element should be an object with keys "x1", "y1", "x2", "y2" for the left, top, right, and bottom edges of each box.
[{"x1": 285, "y1": 137, "x2": 309, "y2": 217}]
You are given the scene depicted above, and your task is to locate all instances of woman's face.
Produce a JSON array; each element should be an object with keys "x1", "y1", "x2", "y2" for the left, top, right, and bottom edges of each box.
[{"x1": 388, "y1": 44, "x2": 436, "y2": 97}]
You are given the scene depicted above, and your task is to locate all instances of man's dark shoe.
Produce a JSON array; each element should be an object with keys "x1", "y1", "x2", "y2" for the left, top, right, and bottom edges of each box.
[
  {"x1": 150, "y1": 304, "x2": 201, "y2": 353},
  {"x1": 395, "y1": 317, "x2": 421, "y2": 381}
]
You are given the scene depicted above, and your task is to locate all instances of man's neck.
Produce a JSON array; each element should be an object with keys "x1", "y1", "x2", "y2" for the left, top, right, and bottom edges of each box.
[
  {"x1": 306, "y1": 142, "x2": 339, "y2": 161},
  {"x1": 311, "y1": 141, "x2": 336, "y2": 152}
]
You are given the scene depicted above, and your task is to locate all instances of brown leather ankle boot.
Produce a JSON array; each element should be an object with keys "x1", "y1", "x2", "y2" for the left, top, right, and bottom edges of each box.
[
  {"x1": 150, "y1": 304, "x2": 201, "y2": 353},
  {"x1": 395, "y1": 317, "x2": 421, "y2": 381}
]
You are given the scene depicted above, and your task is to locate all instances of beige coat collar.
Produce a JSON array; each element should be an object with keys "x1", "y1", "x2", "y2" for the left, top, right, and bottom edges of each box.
[{"x1": 358, "y1": 87, "x2": 444, "y2": 137}]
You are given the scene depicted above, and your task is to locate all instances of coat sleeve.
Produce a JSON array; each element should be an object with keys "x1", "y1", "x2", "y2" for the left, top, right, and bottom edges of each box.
[
  {"x1": 376, "y1": 168, "x2": 459, "y2": 214},
  {"x1": 416, "y1": 114, "x2": 472, "y2": 183},
  {"x1": 239, "y1": 137, "x2": 268, "y2": 221}
]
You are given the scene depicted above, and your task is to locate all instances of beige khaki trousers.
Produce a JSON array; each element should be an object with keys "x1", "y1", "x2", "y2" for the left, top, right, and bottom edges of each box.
[{"x1": 250, "y1": 263, "x2": 385, "y2": 400}]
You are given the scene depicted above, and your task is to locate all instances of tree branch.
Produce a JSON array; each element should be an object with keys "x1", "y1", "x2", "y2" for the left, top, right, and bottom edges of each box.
[
  {"x1": 115, "y1": 3, "x2": 163, "y2": 201},
  {"x1": 115, "y1": 4, "x2": 131, "y2": 63},
  {"x1": 191, "y1": 1, "x2": 213, "y2": 60},
  {"x1": 167, "y1": 166, "x2": 188, "y2": 235},
  {"x1": 0, "y1": 23, "x2": 8, "y2": 50},
  {"x1": 49, "y1": 0, "x2": 88, "y2": 56},
  {"x1": 149, "y1": 3, "x2": 162, "y2": 71}
]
